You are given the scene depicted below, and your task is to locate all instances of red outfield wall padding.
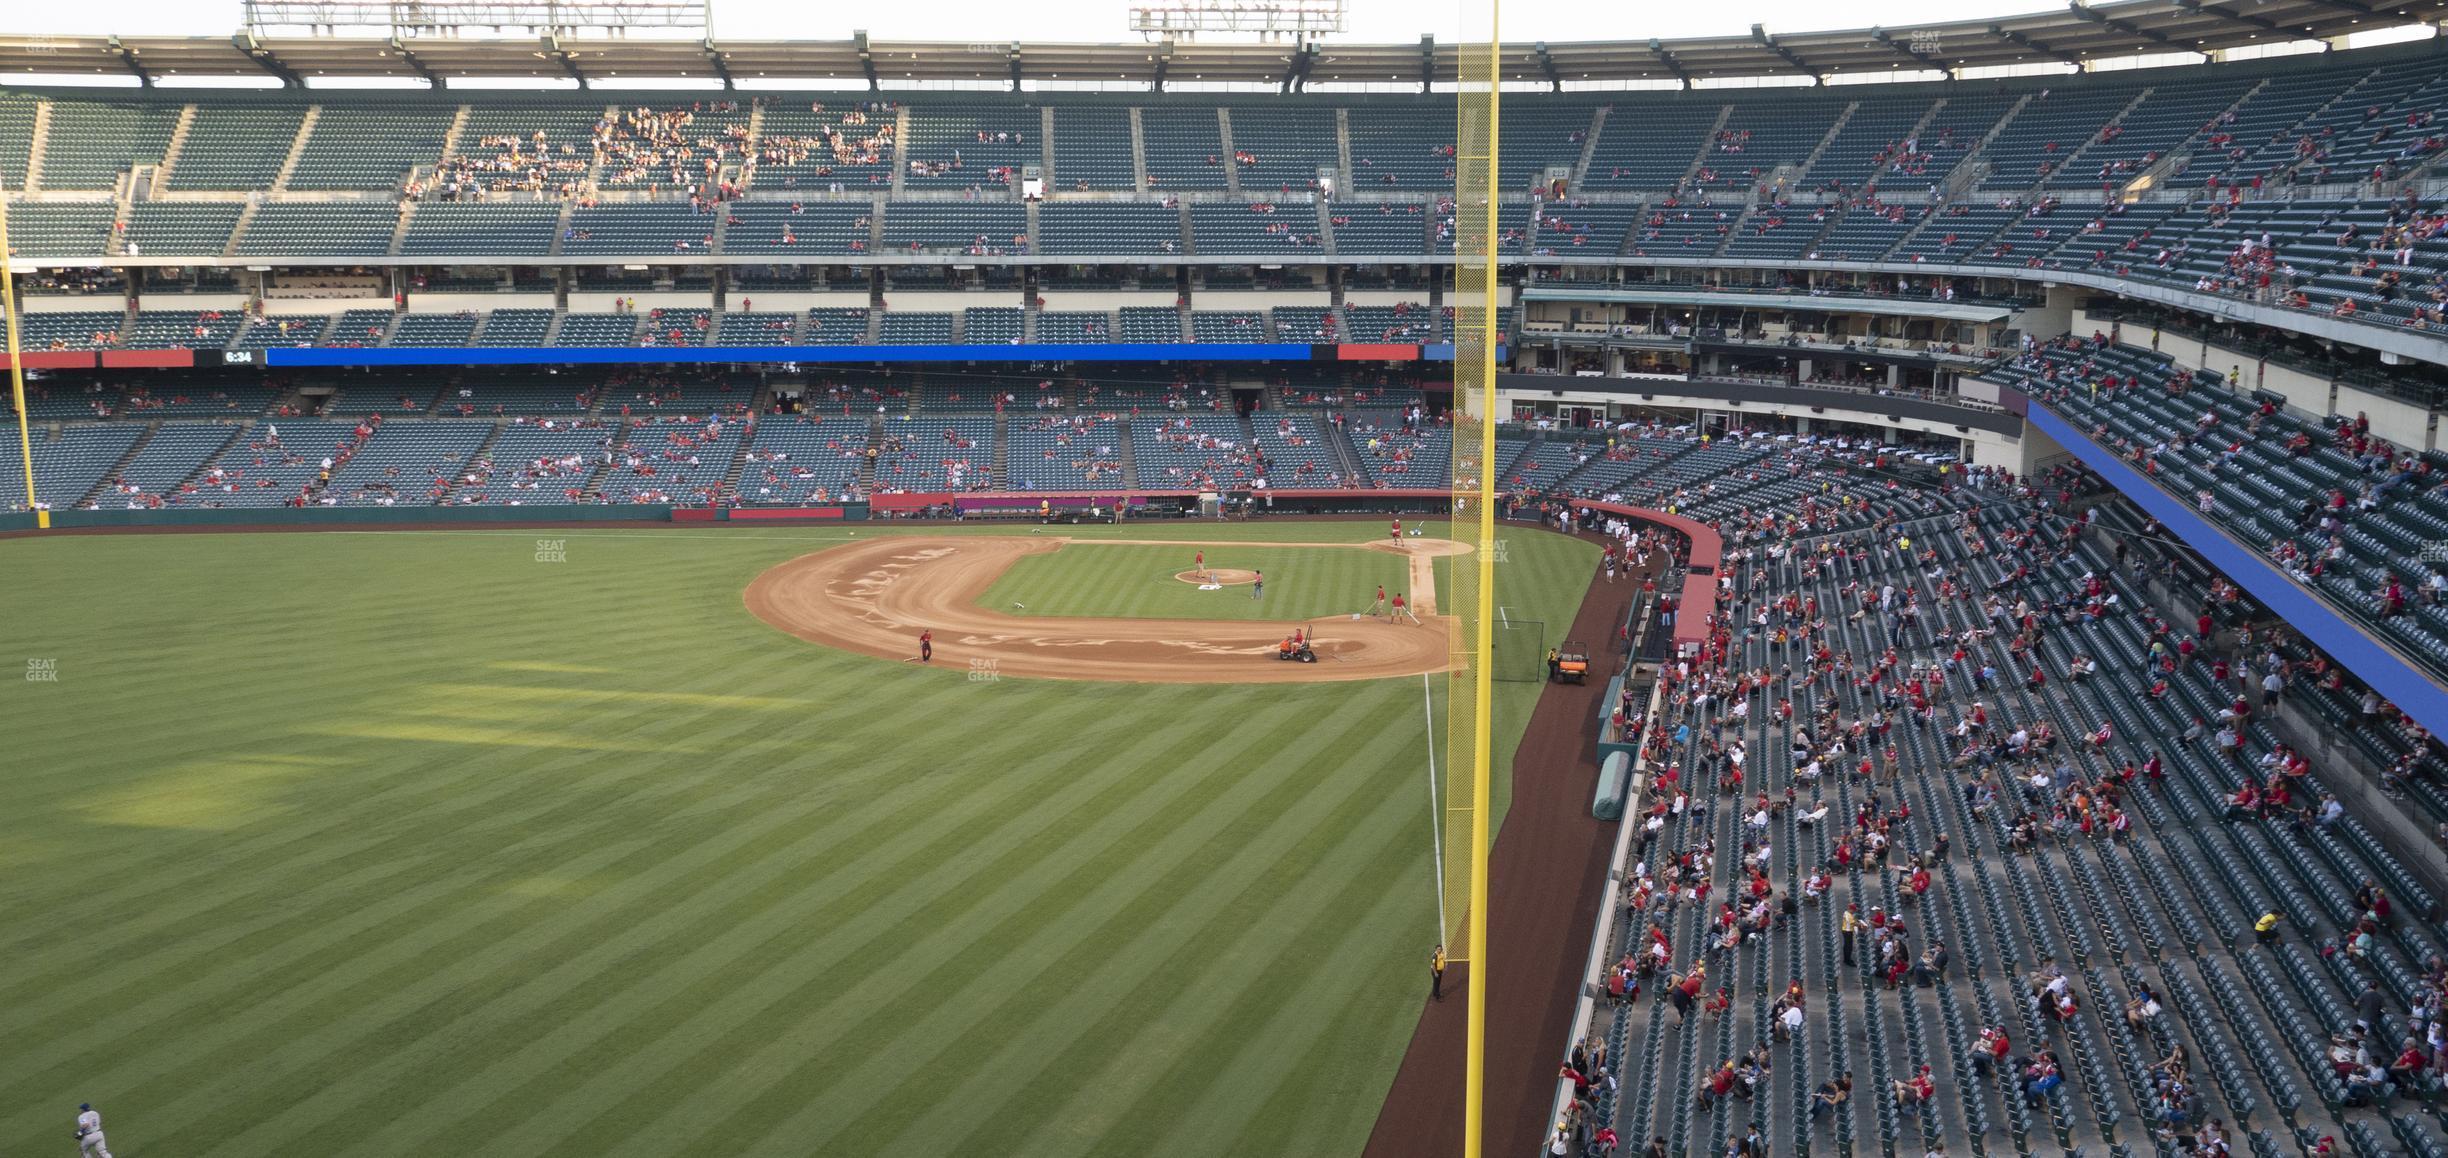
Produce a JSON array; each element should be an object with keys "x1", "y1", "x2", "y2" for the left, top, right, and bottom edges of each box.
[
  {"x1": 99, "y1": 349, "x2": 196, "y2": 369},
  {"x1": 1336, "y1": 343, "x2": 1421, "y2": 361},
  {"x1": 2, "y1": 351, "x2": 97, "y2": 370}
]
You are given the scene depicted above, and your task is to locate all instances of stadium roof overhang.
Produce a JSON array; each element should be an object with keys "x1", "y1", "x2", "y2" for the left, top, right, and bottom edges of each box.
[{"x1": 0, "y1": 0, "x2": 2434, "y2": 87}]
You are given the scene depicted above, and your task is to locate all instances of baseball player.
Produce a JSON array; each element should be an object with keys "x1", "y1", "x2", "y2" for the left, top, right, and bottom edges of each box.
[
  {"x1": 75, "y1": 1103, "x2": 110, "y2": 1158},
  {"x1": 1369, "y1": 584, "x2": 1389, "y2": 617}
]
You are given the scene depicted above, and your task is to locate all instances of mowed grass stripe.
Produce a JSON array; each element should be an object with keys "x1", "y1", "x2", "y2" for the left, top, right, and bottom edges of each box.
[
  {"x1": 938, "y1": 695, "x2": 1427, "y2": 1155},
  {"x1": 0, "y1": 646, "x2": 898, "y2": 1010},
  {"x1": 851, "y1": 686, "x2": 1423, "y2": 1158},
  {"x1": 0, "y1": 546, "x2": 847, "y2": 926},
  {"x1": 181, "y1": 685, "x2": 1126, "y2": 1155},
  {"x1": 768, "y1": 682, "x2": 1418, "y2": 1152},
  {"x1": 1, "y1": 657, "x2": 974, "y2": 1135},
  {"x1": 292, "y1": 691, "x2": 1204, "y2": 1158},
  {"x1": 543, "y1": 686, "x2": 1332, "y2": 1158}
]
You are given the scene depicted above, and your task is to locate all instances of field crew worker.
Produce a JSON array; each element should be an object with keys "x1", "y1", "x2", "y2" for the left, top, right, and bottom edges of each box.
[
  {"x1": 1390, "y1": 517, "x2": 1404, "y2": 542},
  {"x1": 919, "y1": 630, "x2": 933, "y2": 663},
  {"x1": 1430, "y1": 945, "x2": 1446, "y2": 1001},
  {"x1": 1251, "y1": 570, "x2": 1264, "y2": 600},
  {"x1": 1371, "y1": 584, "x2": 1389, "y2": 616},
  {"x1": 1547, "y1": 648, "x2": 1563, "y2": 681}
]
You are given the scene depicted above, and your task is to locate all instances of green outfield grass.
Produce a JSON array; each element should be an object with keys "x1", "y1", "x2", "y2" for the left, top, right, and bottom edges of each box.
[
  {"x1": 982, "y1": 542, "x2": 1415, "y2": 622},
  {"x1": 0, "y1": 520, "x2": 1594, "y2": 1158}
]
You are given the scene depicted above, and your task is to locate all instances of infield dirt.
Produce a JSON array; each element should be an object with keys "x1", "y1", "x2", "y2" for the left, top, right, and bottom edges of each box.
[{"x1": 744, "y1": 534, "x2": 1469, "y2": 683}]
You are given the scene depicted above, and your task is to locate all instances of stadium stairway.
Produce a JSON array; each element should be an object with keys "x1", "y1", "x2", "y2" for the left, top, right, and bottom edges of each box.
[
  {"x1": 993, "y1": 410, "x2": 1009, "y2": 489},
  {"x1": 74, "y1": 421, "x2": 159, "y2": 507},
  {"x1": 1116, "y1": 424, "x2": 1139, "y2": 489}
]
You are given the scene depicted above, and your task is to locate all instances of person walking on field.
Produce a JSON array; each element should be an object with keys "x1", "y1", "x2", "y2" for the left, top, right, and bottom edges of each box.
[
  {"x1": 1430, "y1": 944, "x2": 1446, "y2": 1000},
  {"x1": 1370, "y1": 584, "x2": 1389, "y2": 617},
  {"x1": 75, "y1": 1103, "x2": 111, "y2": 1158},
  {"x1": 1196, "y1": 549, "x2": 1209, "y2": 582},
  {"x1": 1391, "y1": 517, "x2": 1404, "y2": 544},
  {"x1": 919, "y1": 629, "x2": 933, "y2": 663},
  {"x1": 1251, "y1": 570, "x2": 1264, "y2": 601}
]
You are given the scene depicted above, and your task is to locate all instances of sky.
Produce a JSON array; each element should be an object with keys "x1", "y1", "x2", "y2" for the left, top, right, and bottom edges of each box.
[{"x1": 8, "y1": 0, "x2": 2077, "y2": 44}]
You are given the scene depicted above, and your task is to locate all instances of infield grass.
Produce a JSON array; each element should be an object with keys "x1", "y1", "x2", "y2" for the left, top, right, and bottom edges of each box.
[
  {"x1": 0, "y1": 519, "x2": 1594, "y2": 1158},
  {"x1": 982, "y1": 542, "x2": 1415, "y2": 622}
]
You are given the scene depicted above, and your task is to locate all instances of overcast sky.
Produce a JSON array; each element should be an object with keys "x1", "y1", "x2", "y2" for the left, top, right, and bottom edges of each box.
[{"x1": 11, "y1": 0, "x2": 2075, "y2": 43}]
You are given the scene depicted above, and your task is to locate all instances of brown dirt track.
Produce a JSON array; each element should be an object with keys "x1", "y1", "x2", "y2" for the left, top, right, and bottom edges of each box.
[
  {"x1": 1363, "y1": 536, "x2": 1633, "y2": 1158},
  {"x1": 742, "y1": 534, "x2": 1466, "y2": 683}
]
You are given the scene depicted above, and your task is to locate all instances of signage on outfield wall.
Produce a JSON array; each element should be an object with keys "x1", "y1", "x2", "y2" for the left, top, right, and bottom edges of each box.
[{"x1": 245, "y1": 342, "x2": 1498, "y2": 370}]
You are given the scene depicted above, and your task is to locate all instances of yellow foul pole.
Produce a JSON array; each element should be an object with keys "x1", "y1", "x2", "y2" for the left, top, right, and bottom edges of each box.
[
  {"x1": 1463, "y1": 12, "x2": 1500, "y2": 1158},
  {"x1": 0, "y1": 175, "x2": 44, "y2": 530}
]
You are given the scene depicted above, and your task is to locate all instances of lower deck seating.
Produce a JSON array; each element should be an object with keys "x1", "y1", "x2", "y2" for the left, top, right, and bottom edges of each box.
[
  {"x1": 737, "y1": 416, "x2": 870, "y2": 504},
  {"x1": 1006, "y1": 414, "x2": 1125, "y2": 491},
  {"x1": 872, "y1": 417, "x2": 993, "y2": 491},
  {"x1": 4, "y1": 425, "x2": 144, "y2": 509}
]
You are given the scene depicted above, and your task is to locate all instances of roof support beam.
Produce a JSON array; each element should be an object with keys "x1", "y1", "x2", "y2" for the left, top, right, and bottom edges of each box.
[
  {"x1": 2069, "y1": 2, "x2": 2215, "y2": 62},
  {"x1": 1750, "y1": 25, "x2": 1822, "y2": 84},
  {"x1": 541, "y1": 35, "x2": 587, "y2": 88},
  {"x1": 1533, "y1": 41, "x2": 1561, "y2": 92},
  {"x1": 1988, "y1": 24, "x2": 2088, "y2": 71},
  {"x1": 702, "y1": 40, "x2": 733, "y2": 89},
  {"x1": 2297, "y1": 0, "x2": 2380, "y2": 18},
  {"x1": 1418, "y1": 34, "x2": 1435, "y2": 93},
  {"x1": 1647, "y1": 38, "x2": 1691, "y2": 89},
  {"x1": 2173, "y1": 0, "x2": 2285, "y2": 37},
  {"x1": 854, "y1": 30, "x2": 879, "y2": 91},
  {"x1": 108, "y1": 35, "x2": 152, "y2": 87},
  {"x1": 231, "y1": 33, "x2": 301, "y2": 88},
  {"x1": 390, "y1": 38, "x2": 443, "y2": 88}
]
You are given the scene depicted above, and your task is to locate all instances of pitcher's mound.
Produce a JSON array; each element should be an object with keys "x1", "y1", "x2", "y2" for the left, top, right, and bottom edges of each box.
[{"x1": 1175, "y1": 568, "x2": 1260, "y2": 586}]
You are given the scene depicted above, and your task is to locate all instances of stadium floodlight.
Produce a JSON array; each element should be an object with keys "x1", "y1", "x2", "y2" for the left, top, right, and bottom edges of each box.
[
  {"x1": 243, "y1": 0, "x2": 710, "y2": 39},
  {"x1": 1127, "y1": 0, "x2": 1346, "y2": 42}
]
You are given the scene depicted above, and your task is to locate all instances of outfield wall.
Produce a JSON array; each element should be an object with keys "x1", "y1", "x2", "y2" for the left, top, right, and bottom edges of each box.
[{"x1": 0, "y1": 504, "x2": 682, "y2": 534}]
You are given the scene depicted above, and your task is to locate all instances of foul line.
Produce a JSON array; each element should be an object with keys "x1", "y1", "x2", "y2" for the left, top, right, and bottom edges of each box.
[{"x1": 1421, "y1": 671, "x2": 1449, "y2": 949}]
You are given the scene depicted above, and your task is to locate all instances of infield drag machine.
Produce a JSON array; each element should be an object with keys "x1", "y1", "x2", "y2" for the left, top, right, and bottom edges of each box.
[{"x1": 1275, "y1": 632, "x2": 1318, "y2": 663}]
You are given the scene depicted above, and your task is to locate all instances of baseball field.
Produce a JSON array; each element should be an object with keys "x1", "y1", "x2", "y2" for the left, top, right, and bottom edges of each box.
[{"x1": 0, "y1": 518, "x2": 1597, "y2": 1158}]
